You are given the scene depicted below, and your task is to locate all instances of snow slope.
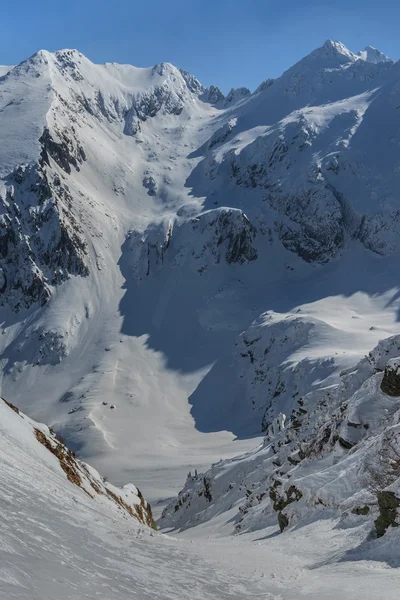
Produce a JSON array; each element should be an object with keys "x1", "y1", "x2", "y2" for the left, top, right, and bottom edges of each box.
[
  {"x1": 1, "y1": 39, "x2": 400, "y2": 526},
  {"x1": 0, "y1": 397, "x2": 267, "y2": 599},
  {"x1": 0, "y1": 397, "x2": 155, "y2": 526},
  {"x1": 2, "y1": 396, "x2": 400, "y2": 600}
]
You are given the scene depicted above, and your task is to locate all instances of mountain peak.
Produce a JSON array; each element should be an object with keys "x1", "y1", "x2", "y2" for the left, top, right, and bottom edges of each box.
[
  {"x1": 24, "y1": 49, "x2": 52, "y2": 65},
  {"x1": 357, "y1": 45, "x2": 391, "y2": 64},
  {"x1": 53, "y1": 48, "x2": 84, "y2": 61},
  {"x1": 320, "y1": 39, "x2": 357, "y2": 60},
  {"x1": 224, "y1": 87, "x2": 251, "y2": 106},
  {"x1": 152, "y1": 61, "x2": 179, "y2": 77},
  {"x1": 285, "y1": 40, "x2": 358, "y2": 75}
]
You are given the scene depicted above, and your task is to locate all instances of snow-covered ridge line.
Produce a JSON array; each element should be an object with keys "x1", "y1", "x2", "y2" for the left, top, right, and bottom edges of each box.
[{"x1": 0, "y1": 397, "x2": 156, "y2": 529}]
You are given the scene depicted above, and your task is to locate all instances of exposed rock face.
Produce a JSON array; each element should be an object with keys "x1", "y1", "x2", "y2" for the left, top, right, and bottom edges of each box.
[
  {"x1": 193, "y1": 209, "x2": 257, "y2": 265},
  {"x1": 129, "y1": 208, "x2": 258, "y2": 280},
  {"x1": 224, "y1": 87, "x2": 251, "y2": 106},
  {"x1": 0, "y1": 160, "x2": 88, "y2": 311},
  {"x1": 375, "y1": 491, "x2": 400, "y2": 537},
  {"x1": 203, "y1": 85, "x2": 225, "y2": 104},
  {"x1": 123, "y1": 81, "x2": 186, "y2": 135},
  {"x1": 39, "y1": 127, "x2": 86, "y2": 175},
  {"x1": 380, "y1": 358, "x2": 400, "y2": 396},
  {"x1": 178, "y1": 68, "x2": 204, "y2": 95},
  {"x1": 254, "y1": 78, "x2": 274, "y2": 94}
]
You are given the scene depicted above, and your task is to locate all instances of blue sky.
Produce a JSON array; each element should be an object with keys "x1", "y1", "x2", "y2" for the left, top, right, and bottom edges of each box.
[{"x1": 2, "y1": 0, "x2": 399, "y2": 93}]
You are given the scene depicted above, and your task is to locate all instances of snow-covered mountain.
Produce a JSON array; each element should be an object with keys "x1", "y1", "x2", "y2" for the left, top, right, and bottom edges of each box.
[{"x1": 1, "y1": 40, "x2": 400, "y2": 554}]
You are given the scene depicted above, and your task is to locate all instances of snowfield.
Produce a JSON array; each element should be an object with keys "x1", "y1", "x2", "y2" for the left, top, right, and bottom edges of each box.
[{"x1": 1, "y1": 39, "x2": 400, "y2": 597}]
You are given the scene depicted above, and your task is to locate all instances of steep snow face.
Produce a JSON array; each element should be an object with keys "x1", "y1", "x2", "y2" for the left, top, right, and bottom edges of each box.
[
  {"x1": 0, "y1": 51, "x2": 53, "y2": 176},
  {"x1": 191, "y1": 44, "x2": 400, "y2": 262},
  {"x1": 0, "y1": 48, "x2": 213, "y2": 310},
  {"x1": 160, "y1": 334, "x2": 400, "y2": 541},
  {"x1": 5, "y1": 393, "x2": 394, "y2": 600}
]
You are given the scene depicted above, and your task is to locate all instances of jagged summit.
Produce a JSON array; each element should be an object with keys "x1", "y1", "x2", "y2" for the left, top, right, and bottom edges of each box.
[
  {"x1": 293, "y1": 39, "x2": 358, "y2": 68},
  {"x1": 298, "y1": 40, "x2": 391, "y2": 68},
  {"x1": 224, "y1": 86, "x2": 251, "y2": 106},
  {"x1": 357, "y1": 44, "x2": 391, "y2": 63},
  {"x1": 321, "y1": 39, "x2": 357, "y2": 58}
]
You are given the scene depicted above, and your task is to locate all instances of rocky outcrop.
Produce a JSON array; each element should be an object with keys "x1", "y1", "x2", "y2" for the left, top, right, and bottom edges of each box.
[
  {"x1": 0, "y1": 159, "x2": 88, "y2": 311},
  {"x1": 128, "y1": 208, "x2": 258, "y2": 280},
  {"x1": 202, "y1": 85, "x2": 225, "y2": 105},
  {"x1": 224, "y1": 87, "x2": 251, "y2": 106},
  {"x1": 375, "y1": 491, "x2": 400, "y2": 537},
  {"x1": 380, "y1": 358, "x2": 400, "y2": 396},
  {"x1": 123, "y1": 82, "x2": 186, "y2": 136},
  {"x1": 39, "y1": 127, "x2": 86, "y2": 175}
]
